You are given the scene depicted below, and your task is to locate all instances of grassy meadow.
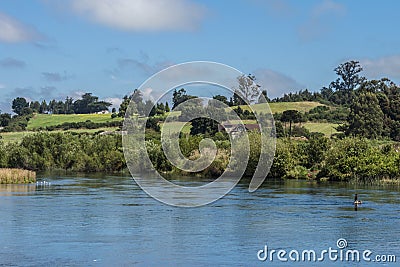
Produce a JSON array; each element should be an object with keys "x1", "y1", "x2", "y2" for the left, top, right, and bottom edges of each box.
[
  {"x1": 0, "y1": 102, "x2": 340, "y2": 143},
  {"x1": 240, "y1": 101, "x2": 324, "y2": 114},
  {"x1": 303, "y1": 122, "x2": 340, "y2": 136},
  {"x1": 27, "y1": 113, "x2": 122, "y2": 130}
]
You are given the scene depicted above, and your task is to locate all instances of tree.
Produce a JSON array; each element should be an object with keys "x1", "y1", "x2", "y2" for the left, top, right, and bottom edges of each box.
[
  {"x1": 65, "y1": 97, "x2": 74, "y2": 114},
  {"x1": 328, "y1": 61, "x2": 365, "y2": 105},
  {"x1": 0, "y1": 113, "x2": 12, "y2": 127},
  {"x1": 258, "y1": 90, "x2": 269, "y2": 103},
  {"x1": 12, "y1": 97, "x2": 29, "y2": 115},
  {"x1": 73, "y1": 93, "x2": 110, "y2": 114},
  {"x1": 172, "y1": 88, "x2": 196, "y2": 109},
  {"x1": 39, "y1": 100, "x2": 48, "y2": 114},
  {"x1": 73, "y1": 93, "x2": 98, "y2": 114},
  {"x1": 118, "y1": 95, "x2": 131, "y2": 117},
  {"x1": 346, "y1": 92, "x2": 384, "y2": 139},
  {"x1": 190, "y1": 117, "x2": 218, "y2": 136},
  {"x1": 281, "y1": 110, "x2": 302, "y2": 137},
  {"x1": 232, "y1": 74, "x2": 260, "y2": 105},
  {"x1": 212, "y1": 95, "x2": 229, "y2": 106},
  {"x1": 29, "y1": 101, "x2": 40, "y2": 113}
]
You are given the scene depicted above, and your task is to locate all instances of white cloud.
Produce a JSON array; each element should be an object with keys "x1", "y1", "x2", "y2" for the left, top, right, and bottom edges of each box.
[
  {"x1": 0, "y1": 12, "x2": 42, "y2": 43},
  {"x1": 67, "y1": 0, "x2": 206, "y2": 31},
  {"x1": 0, "y1": 83, "x2": 5, "y2": 89},
  {"x1": 104, "y1": 97, "x2": 123, "y2": 110},
  {"x1": 361, "y1": 55, "x2": 400, "y2": 80},
  {"x1": 254, "y1": 69, "x2": 304, "y2": 98}
]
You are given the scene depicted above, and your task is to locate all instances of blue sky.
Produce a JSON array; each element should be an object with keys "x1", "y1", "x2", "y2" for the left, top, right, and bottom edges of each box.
[{"x1": 1, "y1": 0, "x2": 400, "y2": 112}]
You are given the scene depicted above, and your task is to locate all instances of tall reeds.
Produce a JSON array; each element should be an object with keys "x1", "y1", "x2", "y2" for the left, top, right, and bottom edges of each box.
[{"x1": 0, "y1": 168, "x2": 36, "y2": 184}]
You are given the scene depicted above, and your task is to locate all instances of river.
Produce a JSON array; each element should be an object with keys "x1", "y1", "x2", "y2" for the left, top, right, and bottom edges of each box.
[{"x1": 0, "y1": 174, "x2": 399, "y2": 266}]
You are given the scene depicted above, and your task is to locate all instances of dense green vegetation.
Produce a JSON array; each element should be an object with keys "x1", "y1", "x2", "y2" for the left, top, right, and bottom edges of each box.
[
  {"x1": 0, "y1": 133, "x2": 124, "y2": 172},
  {"x1": 0, "y1": 60, "x2": 399, "y2": 184},
  {"x1": 27, "y1": 113, "x2": 123, "y2": 130}
]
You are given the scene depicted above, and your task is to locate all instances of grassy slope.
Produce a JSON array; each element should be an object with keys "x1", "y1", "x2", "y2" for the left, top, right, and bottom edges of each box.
[
  {"x1": 241, "y1": 101, "x2": 324, "y2": 114},
  {"x1": 303, "y1": 122, "x2": 339, "y2": 136},
  {"x1": 27, "y1": 113, "x2": 122, "y2": 130},
  {"x1": 1, "y1": 102, "x2": 337, "y2": 142}
]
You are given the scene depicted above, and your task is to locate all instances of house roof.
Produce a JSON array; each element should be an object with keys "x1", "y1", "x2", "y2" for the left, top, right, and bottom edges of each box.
[{"x1": 218, "y1": 123, "x2": 260, "y2": 133}]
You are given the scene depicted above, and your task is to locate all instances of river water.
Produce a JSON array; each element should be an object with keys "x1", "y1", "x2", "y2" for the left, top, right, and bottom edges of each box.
[{"x1": 0, "y1": 174, "x2": 399, "y2": 266}]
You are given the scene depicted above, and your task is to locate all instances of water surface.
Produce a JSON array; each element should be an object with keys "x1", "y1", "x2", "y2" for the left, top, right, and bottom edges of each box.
[{"x1": 0, "y1": 175, "x2": 399, "y2": 266}]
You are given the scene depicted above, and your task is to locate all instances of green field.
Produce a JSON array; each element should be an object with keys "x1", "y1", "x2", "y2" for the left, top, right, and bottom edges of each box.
[
  {"x1": 303, "y1": 122, "x2": 339, "y2": 136},
  {"x1": 241, "y1": 101, "x2": 324, "y2": 114},
  {"x1": 161, "y1": 121, "x2": 191, "y2": 134},
  {"x1": 27, "y1": 113, "x2": 122, "y2": 130},
  {"x1": 1, "y1": 102, "x2": 337, "y2": 142}
]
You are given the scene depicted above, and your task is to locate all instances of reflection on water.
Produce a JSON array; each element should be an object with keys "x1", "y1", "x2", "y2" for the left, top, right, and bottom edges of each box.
[
  {"x1": 0, "y1": 183, "x2": 36, "y2": 196},
  {"x1": 0, "y1": 175, "x2": 399, "y2": 266}
]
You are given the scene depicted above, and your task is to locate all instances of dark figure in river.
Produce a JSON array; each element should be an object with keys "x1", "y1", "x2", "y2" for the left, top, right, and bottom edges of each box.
[{"x1": 354, "y1": 194, "x2": 362, "y2": 211}]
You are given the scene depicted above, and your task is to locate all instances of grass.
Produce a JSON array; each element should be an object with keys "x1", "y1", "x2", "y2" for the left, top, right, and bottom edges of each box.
[
  {"x1": 27, "y1": 113, "x2": 122, "y2": 130},
  {"x1": 303, "y1": 122, "x2": 339, "y2": 137},
  {"x1": 0, "y1": 168, "x2": 36, "y2": 184},
  {"x1": 1, "y1": 102, "x2": 332, "y2": 142},
  {"x1": 240, "y1": 101, "x2": 324, "y2": 114},
  {"x1": 161, "y1": 121, "x2": 191, "y2": 134}
]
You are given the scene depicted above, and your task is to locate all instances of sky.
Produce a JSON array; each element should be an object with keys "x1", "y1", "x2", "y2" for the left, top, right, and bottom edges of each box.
[{"x1": 1, "y1": 0, "x2": 400, "y2": 113}]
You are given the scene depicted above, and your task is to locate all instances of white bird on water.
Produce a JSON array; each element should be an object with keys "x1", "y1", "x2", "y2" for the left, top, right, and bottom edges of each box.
[{"x1": 36, "y1": 180, "x2": 51, "y2": 186}]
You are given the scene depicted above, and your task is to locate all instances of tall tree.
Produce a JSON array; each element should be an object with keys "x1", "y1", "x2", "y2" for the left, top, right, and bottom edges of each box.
[
  {"x1": 172, "y1": 88, "x2": 196, "y2": 109},
  {"x1": 233, "y1": 74, "x2": 260, "y2": 105},
  {"x1": 328, "y1": 60, "x2": 365, "y2": 105},
  {"x1": 281, "y1": 110, "x2": 302, "y2": 137},
  {"x1": 29, "y1": 101, "x2": 40, "y2": 113},
  {"x1": 346, "y1": 92, "x2": 384, "y2": 139},
  {"x1": 39, "y1": 100, "x2": 48, "y2": 114},
  {"x1": 12, "y1": 97, "x2": 29, "y2": 115}
]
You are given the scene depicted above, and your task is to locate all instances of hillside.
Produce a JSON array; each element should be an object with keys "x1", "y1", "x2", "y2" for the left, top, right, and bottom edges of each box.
[
  {"x1": 241, "y1": 101, "x2": 324, "y2": 114},
  {"x1": 0, "y1": 101, "x2": 339, "y2": 142},
  {"x1": 27, "y1": 113, "x2": 122, "y2": 130}
]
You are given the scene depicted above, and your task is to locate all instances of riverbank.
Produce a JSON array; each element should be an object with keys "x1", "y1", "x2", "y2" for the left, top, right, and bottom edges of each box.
[{"x1": 0, "y1": 168, "x2": 36, "y2": 184}]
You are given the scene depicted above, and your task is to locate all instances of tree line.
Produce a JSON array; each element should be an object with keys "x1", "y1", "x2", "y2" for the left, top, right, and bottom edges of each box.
[{"x1": 11, "y1": 92, "x2": 112, "y2": 116}]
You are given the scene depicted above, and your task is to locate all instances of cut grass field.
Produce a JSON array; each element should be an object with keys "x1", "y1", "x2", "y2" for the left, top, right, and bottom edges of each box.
[
  {"x1": 27, "y1": 113, "x2": 122, "y2": 130},
  {"x1": 303, "y1": 122, "x2": 340, "y2": 136},
  {"x1": 161, "y1": 121, "x2": 191, "y2": 134},
  {"x1": 240, "y1": 101, "x2": 324, "y2": 114}
]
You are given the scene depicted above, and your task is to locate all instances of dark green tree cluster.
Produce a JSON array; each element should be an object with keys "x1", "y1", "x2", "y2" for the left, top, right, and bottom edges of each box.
[
  {"x1": 319, "y1": 138, "x2": 400, "y2": 182},
  {"x1": 271, "y1": 89, "x2": 319, "y2": 103},
  {"x1": 118, "y1": 89, "x2": 169, "y2": 117},
  {"x1": 172, "y1": 88, "x2": 197, "y2": 109},
  {"x1": 10, "y1": 93, "x2": 111, "y2": 116},
  {"x1": 0, "y1": 132, "x2": 125, "y2": 172},
  {"x1": 304, "y1": 106, "x2": 349, "y2": 123},
  {"x1": 338, "y1": 79, "x2": 400, "y2": 140}
]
